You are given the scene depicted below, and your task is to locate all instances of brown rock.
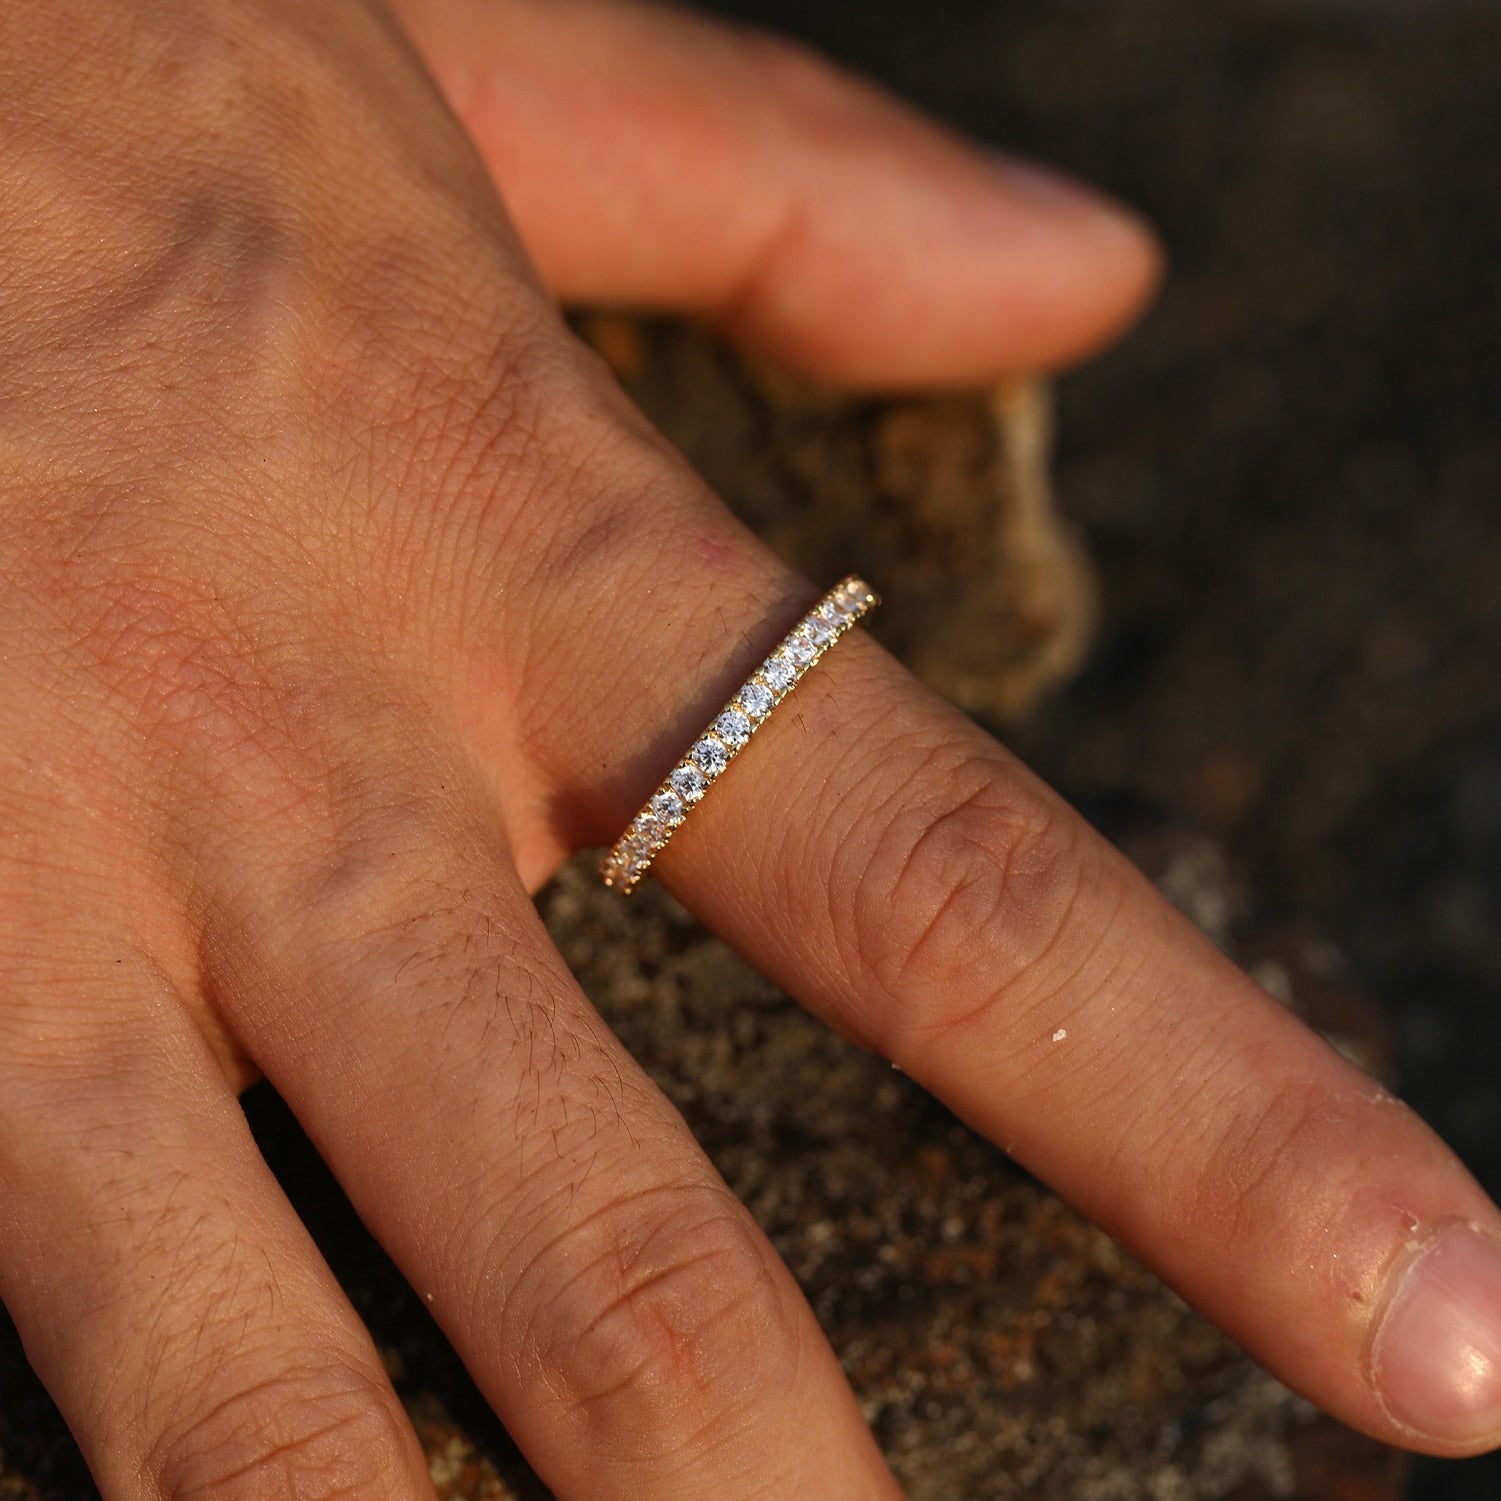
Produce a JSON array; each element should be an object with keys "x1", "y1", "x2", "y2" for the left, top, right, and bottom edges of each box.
[{"x1": 576, "y1": 314, "x2": 1098, "y2": 722}]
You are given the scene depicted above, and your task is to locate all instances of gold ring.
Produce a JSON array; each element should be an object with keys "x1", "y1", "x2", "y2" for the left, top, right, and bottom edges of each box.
[{"x1": 600, "y1": 575, "x2": 880, "y2": 894}]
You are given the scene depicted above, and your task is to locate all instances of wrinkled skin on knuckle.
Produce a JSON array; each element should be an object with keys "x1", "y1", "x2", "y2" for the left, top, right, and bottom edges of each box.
[
  {"x1": 509, "y1": 1182, "x2": 797, "y2": 1463},
  {"x1": 838, "y1": 748, "x2": 1087, "y2": 1054},
  {"x1": 144, "y1": 1361, "x2": 417, "y2": 1501},
  {"x1": 1178, "y1": 1065, "x2": 1373, "y2": 1262},
  {"x1": 349, "y1": 313, "x2": 663, "y2": 654},
  {"x1": 101, "y1": 1196, "x2": 420, "y2": 1501}
]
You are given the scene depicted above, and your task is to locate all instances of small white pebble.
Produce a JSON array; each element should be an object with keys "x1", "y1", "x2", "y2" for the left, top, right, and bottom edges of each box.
[{"x1": 1052, "y1": 1027, "x2": 1068, "y2": 1042}]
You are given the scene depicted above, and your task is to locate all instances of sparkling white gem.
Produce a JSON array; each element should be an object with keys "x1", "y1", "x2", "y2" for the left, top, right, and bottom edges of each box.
[{"x1": 601, "y1": 576, "x2": 877, "y2": 891}]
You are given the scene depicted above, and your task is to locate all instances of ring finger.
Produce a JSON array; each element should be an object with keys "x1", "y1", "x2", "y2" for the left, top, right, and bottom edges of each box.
[{"x1": 486, "y1": 460, "x2": 1501, "y2": 1457}]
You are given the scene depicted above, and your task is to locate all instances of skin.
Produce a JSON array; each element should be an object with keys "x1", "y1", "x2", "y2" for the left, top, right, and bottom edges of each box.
[{"x1": 0, "y1": 0, "x2": 1496, "y2": 1496}]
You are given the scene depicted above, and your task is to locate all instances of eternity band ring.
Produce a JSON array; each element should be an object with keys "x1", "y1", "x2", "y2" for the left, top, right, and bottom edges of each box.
[{"x1": 599, "y1": 575, "x2": 880, "y2": 894}]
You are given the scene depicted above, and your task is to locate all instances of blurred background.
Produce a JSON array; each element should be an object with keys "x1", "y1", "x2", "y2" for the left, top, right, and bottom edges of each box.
[{"x1": 693, "y1": 0, "x2": 1501, "y2": 1495}]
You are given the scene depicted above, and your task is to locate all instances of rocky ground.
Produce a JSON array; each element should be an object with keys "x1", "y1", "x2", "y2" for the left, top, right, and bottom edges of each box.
[{"x1": 3, "y1": 0, "x2": 1498, "y2": 1497}]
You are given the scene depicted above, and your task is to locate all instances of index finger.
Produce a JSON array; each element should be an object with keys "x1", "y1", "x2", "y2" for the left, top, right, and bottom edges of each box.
[
  {"x1": 394, "y1": 0, "x2": 1162, "y2": 384},
  {"x1": 511, "y1": 544, "x2": 1501, "y2": 1459}
]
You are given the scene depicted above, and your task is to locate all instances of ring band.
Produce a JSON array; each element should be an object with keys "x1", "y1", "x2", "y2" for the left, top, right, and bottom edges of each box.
[{"x1": 600, "y1": 575, "x2": 880, "y2": 894}]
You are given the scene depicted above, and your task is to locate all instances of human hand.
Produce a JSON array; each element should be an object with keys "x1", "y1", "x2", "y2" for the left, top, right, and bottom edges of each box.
[{"x1": 1, "y1": 3, "x2": 1496, "y2": 1499}]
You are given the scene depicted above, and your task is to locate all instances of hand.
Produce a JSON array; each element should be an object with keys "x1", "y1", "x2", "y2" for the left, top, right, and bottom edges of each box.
[{"x1": 0, "y1": 2, "x2": 1495, "y2": 1499}]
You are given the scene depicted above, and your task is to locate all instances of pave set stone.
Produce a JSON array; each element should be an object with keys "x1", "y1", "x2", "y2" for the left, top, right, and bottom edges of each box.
[
  {"x1": 600, "y1": 575, "x2": 879, "y2": 893},
  {"x1": 669, "y1": 765, "x2": 706, "y2": 805},
  {"x1": 762, "y1": 654, "x2": 795, "y2": 692},
  {"x1": 713, "y1": 708, "x2": 751, "y2": 747},
  {"x1": 739, "y1": 681, "x2": 774, "y2": 719},
  {"x1": 691, "y1": 737, "x2": 730, "y2": 777}
]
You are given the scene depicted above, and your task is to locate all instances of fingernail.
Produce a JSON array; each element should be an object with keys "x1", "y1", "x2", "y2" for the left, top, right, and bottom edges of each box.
[
  {"x1": 989, "y1": 152, "x2": 1153, "y2": 242},
  {"x1": 1372, "y1": 1223, "x2": 1501, "y2": 1446}
]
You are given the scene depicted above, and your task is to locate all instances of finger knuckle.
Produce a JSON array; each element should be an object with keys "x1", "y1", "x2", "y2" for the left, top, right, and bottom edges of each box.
[
  {"x1": 513, "y1": 1182, "x2": 795, "y2": 1461},
  {"x1": 1184, "y1": 1068, "x2": 1361, "y2": 1248},
  {"x1": 147, "y1": 1361, "x2": 415, "y2": 1501},
  {"x1": 838, "y1": 743, "x2": 1087, "y2": 1049}
]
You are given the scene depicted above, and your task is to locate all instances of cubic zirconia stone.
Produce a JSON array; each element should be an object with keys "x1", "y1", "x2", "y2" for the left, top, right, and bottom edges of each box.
[
  {"x1": 670, "y1": 764, "x2": 707, "y2": 804},
  {"x1": 807, "y1": 614, "x2": 834, "y2": 647},
  {"x1": 713, "y1": 708, "x2": 751, "y2": 747},
  {"x1": 739, "y1": 681, "x2": 774, "y2": 720},
  {"x1": 634, "y1": 812, "x2": 661, "y2": 845},
  {"x1": 817, "y1": 601, "x2": 842, "y2": 629},
  {"x1": 763, "y1": 653, "x2": 795, "y2": 692},
  {"x1": 691, "y1": 737, "x2": 730, "y2": 778},
  {"x1": 786, "y1": 630, "x2": 816, "y2": 666},
  {"x1": 651, "y1": 789, "x2": 685, "y2": 827}
]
